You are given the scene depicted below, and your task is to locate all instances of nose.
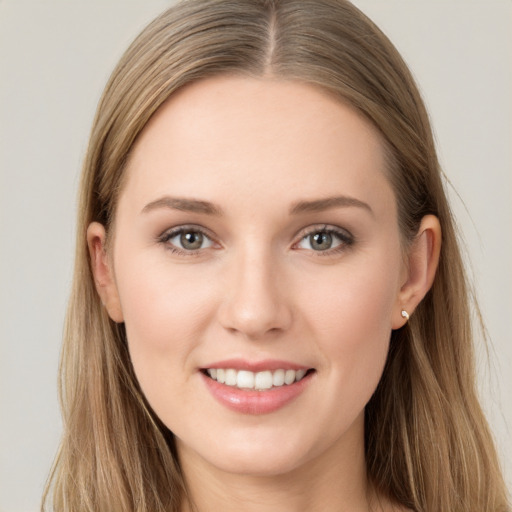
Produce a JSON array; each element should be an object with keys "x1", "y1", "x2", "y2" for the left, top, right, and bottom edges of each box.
[{"x1": 218, "y1": 246, "x2": 293, "y2": 340}]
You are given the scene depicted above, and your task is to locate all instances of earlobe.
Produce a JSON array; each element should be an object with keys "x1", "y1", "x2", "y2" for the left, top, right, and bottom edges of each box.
[
  {"x1": 87, "y1": 222, "x2": 124, "y2": 323},
  {"x1": 392, "y1": 214, "x2": 441, "y2": 329}
]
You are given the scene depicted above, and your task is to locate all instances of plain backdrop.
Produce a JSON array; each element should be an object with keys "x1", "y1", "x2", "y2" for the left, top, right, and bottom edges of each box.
[{"x1": 0, "y1": 1, "x2": 510, "y2": 510}]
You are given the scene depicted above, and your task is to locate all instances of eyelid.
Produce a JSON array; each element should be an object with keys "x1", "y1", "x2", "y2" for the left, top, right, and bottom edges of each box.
[
  {"x1": 156, "y1": 223, "x2": 354, "y2": 256},
  {"x1": 157, "y1": 224, "x2": 220, "y2": 254},
  {"x1": 293, "y1": 224, "x2": 355, "y2": 253}
]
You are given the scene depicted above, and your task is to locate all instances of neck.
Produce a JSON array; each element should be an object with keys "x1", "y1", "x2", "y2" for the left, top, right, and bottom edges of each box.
[{"x1": 178, "y1": 415, "x2": 380, "y2": 512}]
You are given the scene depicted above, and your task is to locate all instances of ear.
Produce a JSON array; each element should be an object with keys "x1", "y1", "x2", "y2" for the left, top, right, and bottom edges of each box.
[
  {"x1": 392, "y1": 214, "x2": 441, "y2": 329},
  {"x1": 87, "y1": 222, "x2": 124, "y2": 323}
]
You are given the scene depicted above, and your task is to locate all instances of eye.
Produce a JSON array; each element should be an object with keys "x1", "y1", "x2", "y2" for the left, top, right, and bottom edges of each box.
[
  {"x1": 295, "y1": 226, "x2": 353, "y2": 253},
  {"x1": 159, "y1": 227, "x2": 214, "y2": 253}
]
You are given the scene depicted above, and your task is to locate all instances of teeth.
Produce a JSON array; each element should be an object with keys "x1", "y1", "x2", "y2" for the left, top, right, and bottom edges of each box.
[
  {"x1": 272, "y1": 369, "x2": 285, "y2": 387},
  {"x1": 206, "y1": 368, "x2": 309, "y2": 390},
  {"x1": 236, "y1": 370, "x2": 254, "y2": 389},
  {"x1": 295, "y1": 369, "x2": 307, "y2": 380},
  {"x1": 254, "y1": 371, "x2": 273, "y2": 390},
  {"x1": 284, "y1": 369, "x2": 296, "y2": 385},
  {"x1": 225, "y1": 369, "x2": 237, "y2": 386}
]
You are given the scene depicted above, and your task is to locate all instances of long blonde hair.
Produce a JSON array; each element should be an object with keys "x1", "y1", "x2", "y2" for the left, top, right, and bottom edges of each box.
[{"x1": 43, "y1": 1, "x2": 510, "y2": 510}]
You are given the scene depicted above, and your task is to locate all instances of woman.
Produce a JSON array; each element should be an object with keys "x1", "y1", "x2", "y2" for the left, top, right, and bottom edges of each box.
[{"x1": 43, "y1": 0, "x2": 510, "y2": 511}]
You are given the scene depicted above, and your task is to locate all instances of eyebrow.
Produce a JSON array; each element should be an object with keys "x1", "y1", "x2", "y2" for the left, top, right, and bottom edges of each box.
[
  {"x1": 289, "y1": 196, "x2": 374, "y2": 216},
  {"x1": 141, "y1": 194, "x2": 373, "y2": 217},
  {"x1": 141, "y1": 196, "x2": 223, "y2": 216}
]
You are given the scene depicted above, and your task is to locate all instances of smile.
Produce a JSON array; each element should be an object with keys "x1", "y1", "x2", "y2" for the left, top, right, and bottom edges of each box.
[
  {"x1": 204, "y1": 368, "x2": 310, "y2": 391},
  {"x1": 200, "y1": 363, "x2": 316, "y2": 414}
]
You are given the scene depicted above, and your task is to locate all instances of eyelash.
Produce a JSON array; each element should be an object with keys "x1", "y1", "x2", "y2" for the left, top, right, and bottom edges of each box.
[
  {"x1": 157, "y1": 225, "x2": 216, "y2": 256},
  {"x1": 294, "y1": 224, "x2": 354, "y2": 256},
  {"x1": 157, "y1": 224, "x2": 355, "y2": 256}
]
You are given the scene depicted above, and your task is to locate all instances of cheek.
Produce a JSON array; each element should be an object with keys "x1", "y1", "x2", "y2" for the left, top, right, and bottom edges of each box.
[
  {"x1": 299, "y1": 251, "x2": 400, "y2": 397},
  {"x1": 298, "y1": 267, "x2": 396, "y2": 453},
  {"x1": 114, "y1": 255, "x2": 218, "y2": 385},
  {"x1": 114, "y1": 261, "x2": 225, "y2": 428},
  {"x1": 304, "y1": 256, "x2": 398, "y2": 343}
]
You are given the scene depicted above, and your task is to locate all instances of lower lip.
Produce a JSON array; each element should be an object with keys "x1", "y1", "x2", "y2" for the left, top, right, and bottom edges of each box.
[{"x1": 201, "y1": 371, "x2": 314, "y2": 415}]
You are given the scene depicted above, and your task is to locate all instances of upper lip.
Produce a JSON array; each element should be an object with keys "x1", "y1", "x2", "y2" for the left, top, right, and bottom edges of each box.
[{"x1": 201, "y1": 358, "x2": 312, "y2": 372}]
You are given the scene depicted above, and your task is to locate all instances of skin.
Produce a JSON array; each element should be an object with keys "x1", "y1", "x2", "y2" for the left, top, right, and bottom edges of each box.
[{"x1": 88, "y1": 76, "x2": 441, "y2": 512}]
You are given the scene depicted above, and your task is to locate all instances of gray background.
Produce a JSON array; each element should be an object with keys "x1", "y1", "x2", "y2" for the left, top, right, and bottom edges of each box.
[{"x1": 0, "y1": 1, "x2": 510, "y2": 510}]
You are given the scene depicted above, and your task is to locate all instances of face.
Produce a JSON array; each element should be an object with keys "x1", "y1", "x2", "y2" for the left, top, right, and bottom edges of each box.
[{"x1": 93, "y1": 76, "x2": 412, "y2": 478}]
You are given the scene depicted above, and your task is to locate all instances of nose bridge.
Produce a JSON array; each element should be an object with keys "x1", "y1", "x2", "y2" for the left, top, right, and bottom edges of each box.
[{"x1": 219, "y1": 241, "x2": 291, "y2": 338}]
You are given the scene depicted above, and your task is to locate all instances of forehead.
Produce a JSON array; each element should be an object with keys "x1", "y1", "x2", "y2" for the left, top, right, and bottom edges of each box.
[{"x1": 121, "y1": 76, "x2": 393, "y2": 216}]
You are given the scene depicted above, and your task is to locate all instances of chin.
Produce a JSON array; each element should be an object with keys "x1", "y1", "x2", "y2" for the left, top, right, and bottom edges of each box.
[
  {"x1": 176, "y1": 424, "x2": 316, "y2": 478},
  {"x1": 208, "y1": 448, "x2": 307, "y2": 478}
]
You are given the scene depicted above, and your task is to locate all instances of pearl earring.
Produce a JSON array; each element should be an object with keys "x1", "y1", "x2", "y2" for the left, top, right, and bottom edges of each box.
[{"x1": 401, "y1": 310, "x2": 410, "y2": 321}]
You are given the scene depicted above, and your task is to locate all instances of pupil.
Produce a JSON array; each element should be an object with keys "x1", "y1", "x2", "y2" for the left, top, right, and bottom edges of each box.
[
  {"x1": 311, "y1": 232, "x2": 332, "y2": 250},
  {"x1": 181, "y1": 231, "x2": 203, "y2": 250}
]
